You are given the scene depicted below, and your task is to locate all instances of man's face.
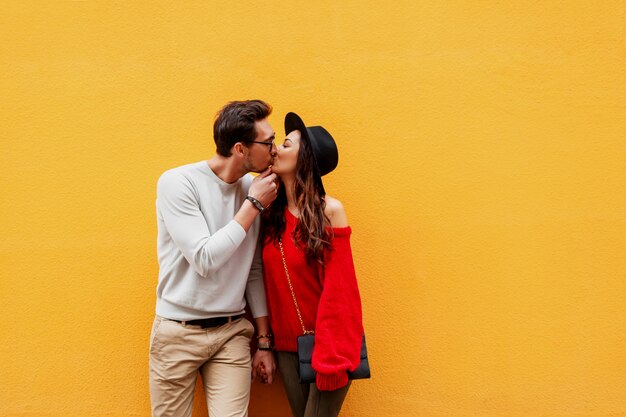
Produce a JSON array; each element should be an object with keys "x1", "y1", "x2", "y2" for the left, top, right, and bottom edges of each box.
[{"x1": 243, "y1": 118, "x2": 277, "y2": 173}]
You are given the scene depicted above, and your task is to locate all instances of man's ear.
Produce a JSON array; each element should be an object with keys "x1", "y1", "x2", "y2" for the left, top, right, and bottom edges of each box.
[{"x1": 232, "y1": 142, "x2": 246, "y2": 157}]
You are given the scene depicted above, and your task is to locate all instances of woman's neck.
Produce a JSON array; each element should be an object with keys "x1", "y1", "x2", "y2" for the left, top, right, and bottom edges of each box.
[{"x1": 281, "y1": 175, "x2": 298, "y2": 215}]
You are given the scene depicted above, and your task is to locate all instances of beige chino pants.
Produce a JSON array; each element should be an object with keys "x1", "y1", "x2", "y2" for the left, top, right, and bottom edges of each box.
[{"x1": 149, "y1": 315, "x2": 254, "y2": 417}]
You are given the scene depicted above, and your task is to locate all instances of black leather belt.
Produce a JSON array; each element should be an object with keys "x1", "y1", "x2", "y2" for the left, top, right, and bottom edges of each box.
[{"x1": 171, "y1": 314, "x2": 243, "y2": 328}]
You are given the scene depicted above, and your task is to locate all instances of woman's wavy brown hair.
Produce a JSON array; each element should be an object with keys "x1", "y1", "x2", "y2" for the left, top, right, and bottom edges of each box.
[{"x1": 261, "y1": 132, "x2": 333, "y2": 265}]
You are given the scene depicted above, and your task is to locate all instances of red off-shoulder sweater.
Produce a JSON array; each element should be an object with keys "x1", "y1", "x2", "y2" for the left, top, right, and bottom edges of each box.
[{"x1": 262, "y1": 208, "x2": 363, "y2": 391}]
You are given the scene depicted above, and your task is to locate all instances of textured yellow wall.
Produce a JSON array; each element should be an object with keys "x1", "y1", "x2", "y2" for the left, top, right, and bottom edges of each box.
[{"x1": 1, "y1": 1, "x2": 625, "y2": 416}]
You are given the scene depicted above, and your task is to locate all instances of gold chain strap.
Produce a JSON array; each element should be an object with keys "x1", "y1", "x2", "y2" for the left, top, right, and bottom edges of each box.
[{"x1": 278, "y1": 239, "x2": 314, "y2": 335}]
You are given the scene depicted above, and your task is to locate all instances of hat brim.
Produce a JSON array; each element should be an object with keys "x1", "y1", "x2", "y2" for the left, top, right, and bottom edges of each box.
[{"x1": 284, "y1": 112, "x2": 326, "y2": 195}]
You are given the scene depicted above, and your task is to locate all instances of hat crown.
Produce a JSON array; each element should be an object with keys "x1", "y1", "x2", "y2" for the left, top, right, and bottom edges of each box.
[
  {"x1": 284, "y1": 112, "x2": 339, "y2": 178},
  {"x1": 305, "y1": 125, "x2": 338, "y2": 177}
]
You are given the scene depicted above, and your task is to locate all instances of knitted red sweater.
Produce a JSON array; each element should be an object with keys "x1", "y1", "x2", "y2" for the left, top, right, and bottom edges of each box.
[{"x1": 262, "y1": 209, "x2": 363, "y2": 391}]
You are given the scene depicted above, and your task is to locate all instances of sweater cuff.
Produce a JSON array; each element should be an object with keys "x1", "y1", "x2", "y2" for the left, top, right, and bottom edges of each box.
[
  {"x1": 226, "y1": 218, "x2": 248, "y2": 243},
  {"x1": 315, "y1": 371, "x2": 349, "y2": 391}
]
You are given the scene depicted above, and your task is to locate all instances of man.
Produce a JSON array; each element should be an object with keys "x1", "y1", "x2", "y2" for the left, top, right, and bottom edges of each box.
[{"x1": 150, "y1": 99, "x2": 277, "y2": 417}]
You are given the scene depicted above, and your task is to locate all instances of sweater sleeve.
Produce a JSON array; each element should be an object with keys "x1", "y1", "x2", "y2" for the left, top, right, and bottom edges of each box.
[
  {"x1": 156, "y1": 171, "x2": 247, "y2": 278},
  {"x1": 312, "y1": 227, "x2": 364, "y2": 391},
  {"x1": 245, "y1": 237, "x2": 268, "y2": 318}
]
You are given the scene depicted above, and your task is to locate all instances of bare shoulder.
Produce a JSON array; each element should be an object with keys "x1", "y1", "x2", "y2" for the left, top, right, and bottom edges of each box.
[{"x1": 324, "y1": 195, "x2": 349, "y2": 227}]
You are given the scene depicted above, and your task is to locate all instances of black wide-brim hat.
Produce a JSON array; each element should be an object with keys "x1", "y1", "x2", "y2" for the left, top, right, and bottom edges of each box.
[{"x1": 284, "y1": 112, "x2": 338, "y2": 195}]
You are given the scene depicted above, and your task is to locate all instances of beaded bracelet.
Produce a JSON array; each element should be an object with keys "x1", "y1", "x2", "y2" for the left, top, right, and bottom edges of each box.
[{"x1": 256, "y1": 333, "x2": 273, "y2": 340}]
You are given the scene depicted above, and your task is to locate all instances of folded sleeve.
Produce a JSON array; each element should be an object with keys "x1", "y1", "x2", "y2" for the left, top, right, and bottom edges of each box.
[
  {"x1": 312, "y1": 227, "x2": 364, "y2": 391},
  {"x1": 156, "y1": 171, "x2": 247, "y2": 278}
]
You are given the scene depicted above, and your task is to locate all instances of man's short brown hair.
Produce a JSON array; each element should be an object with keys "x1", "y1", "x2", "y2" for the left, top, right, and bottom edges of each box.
[{"x1": 213, "y1": 100, "x2": 272, "y2": 157}]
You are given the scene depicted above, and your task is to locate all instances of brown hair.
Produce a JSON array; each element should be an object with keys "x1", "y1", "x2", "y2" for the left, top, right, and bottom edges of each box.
[
  {"x1": 262, "y1": 133, "x2": 333, "y2": 265},
  {"x1": 213, "y1": 100, "x2": 272, "y2": 157}
]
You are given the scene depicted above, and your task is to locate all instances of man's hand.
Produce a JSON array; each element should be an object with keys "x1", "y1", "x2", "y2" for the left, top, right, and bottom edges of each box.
[
  {"x1": 248, "y1": 168, "x2": 278, "y2": 208},
  {"x1": 252, "y1": 350, "x2": 276, "y2": 384}
]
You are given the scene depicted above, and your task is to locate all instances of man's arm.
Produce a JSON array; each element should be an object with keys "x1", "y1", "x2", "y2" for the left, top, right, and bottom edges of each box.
[
  {"x1": 156, "y1": 170, "x2": 276, "y2": 277},
  {"x1": 251, "y1": 315, "x2": 275, "y2": 384},
  {"x1": 235, "y1": 168, "x2": 278, "y2": 232},
  {"x1": 245, "y1": 238, "x2": 276, "y2": 383}
]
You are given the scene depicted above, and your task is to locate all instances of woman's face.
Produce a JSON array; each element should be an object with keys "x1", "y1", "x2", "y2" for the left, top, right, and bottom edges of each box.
[{"x1": 271, "y1": 129, "x2": 301, "y2": 176}]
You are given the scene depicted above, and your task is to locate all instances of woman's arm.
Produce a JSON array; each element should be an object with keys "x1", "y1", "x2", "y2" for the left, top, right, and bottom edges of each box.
[
  {"x1": 313, "y1": 197, "x2": 364, "y2": 390},
  {"x1": 324, "y1": 195, "x2": 349, "y2": 227}
]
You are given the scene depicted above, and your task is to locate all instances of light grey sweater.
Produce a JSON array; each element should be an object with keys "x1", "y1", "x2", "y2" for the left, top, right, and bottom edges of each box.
[{"x1": 154, "y1": 161, "x2": 267, "y2": 321}]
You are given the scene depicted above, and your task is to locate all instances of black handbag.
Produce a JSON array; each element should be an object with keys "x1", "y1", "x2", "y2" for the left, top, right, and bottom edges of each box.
[
  {"x1": 279, "y1": 240, "x2": 371, "y2": 385},
  {"x1": 297, "y1": 333, "x2": 371, "y2": 384}
]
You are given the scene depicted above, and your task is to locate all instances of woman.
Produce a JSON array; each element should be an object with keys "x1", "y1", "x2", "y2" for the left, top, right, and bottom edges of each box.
[{"x1": 260, "y1": 112, "x2": 364, "y2": 417}]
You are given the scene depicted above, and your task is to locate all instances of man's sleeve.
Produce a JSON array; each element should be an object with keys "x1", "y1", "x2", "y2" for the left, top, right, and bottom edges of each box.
[
  {"x1": 245, "y1": 235, "x2": 268, "y2": 318},
  {"x1": 156, "y1": 171, "x2": 247, "y2": 278}
]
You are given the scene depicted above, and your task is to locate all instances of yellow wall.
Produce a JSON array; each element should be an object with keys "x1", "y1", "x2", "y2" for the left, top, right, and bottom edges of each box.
[{"x1": 1, "y1": 2, "x2": 625, "y2": 416}]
